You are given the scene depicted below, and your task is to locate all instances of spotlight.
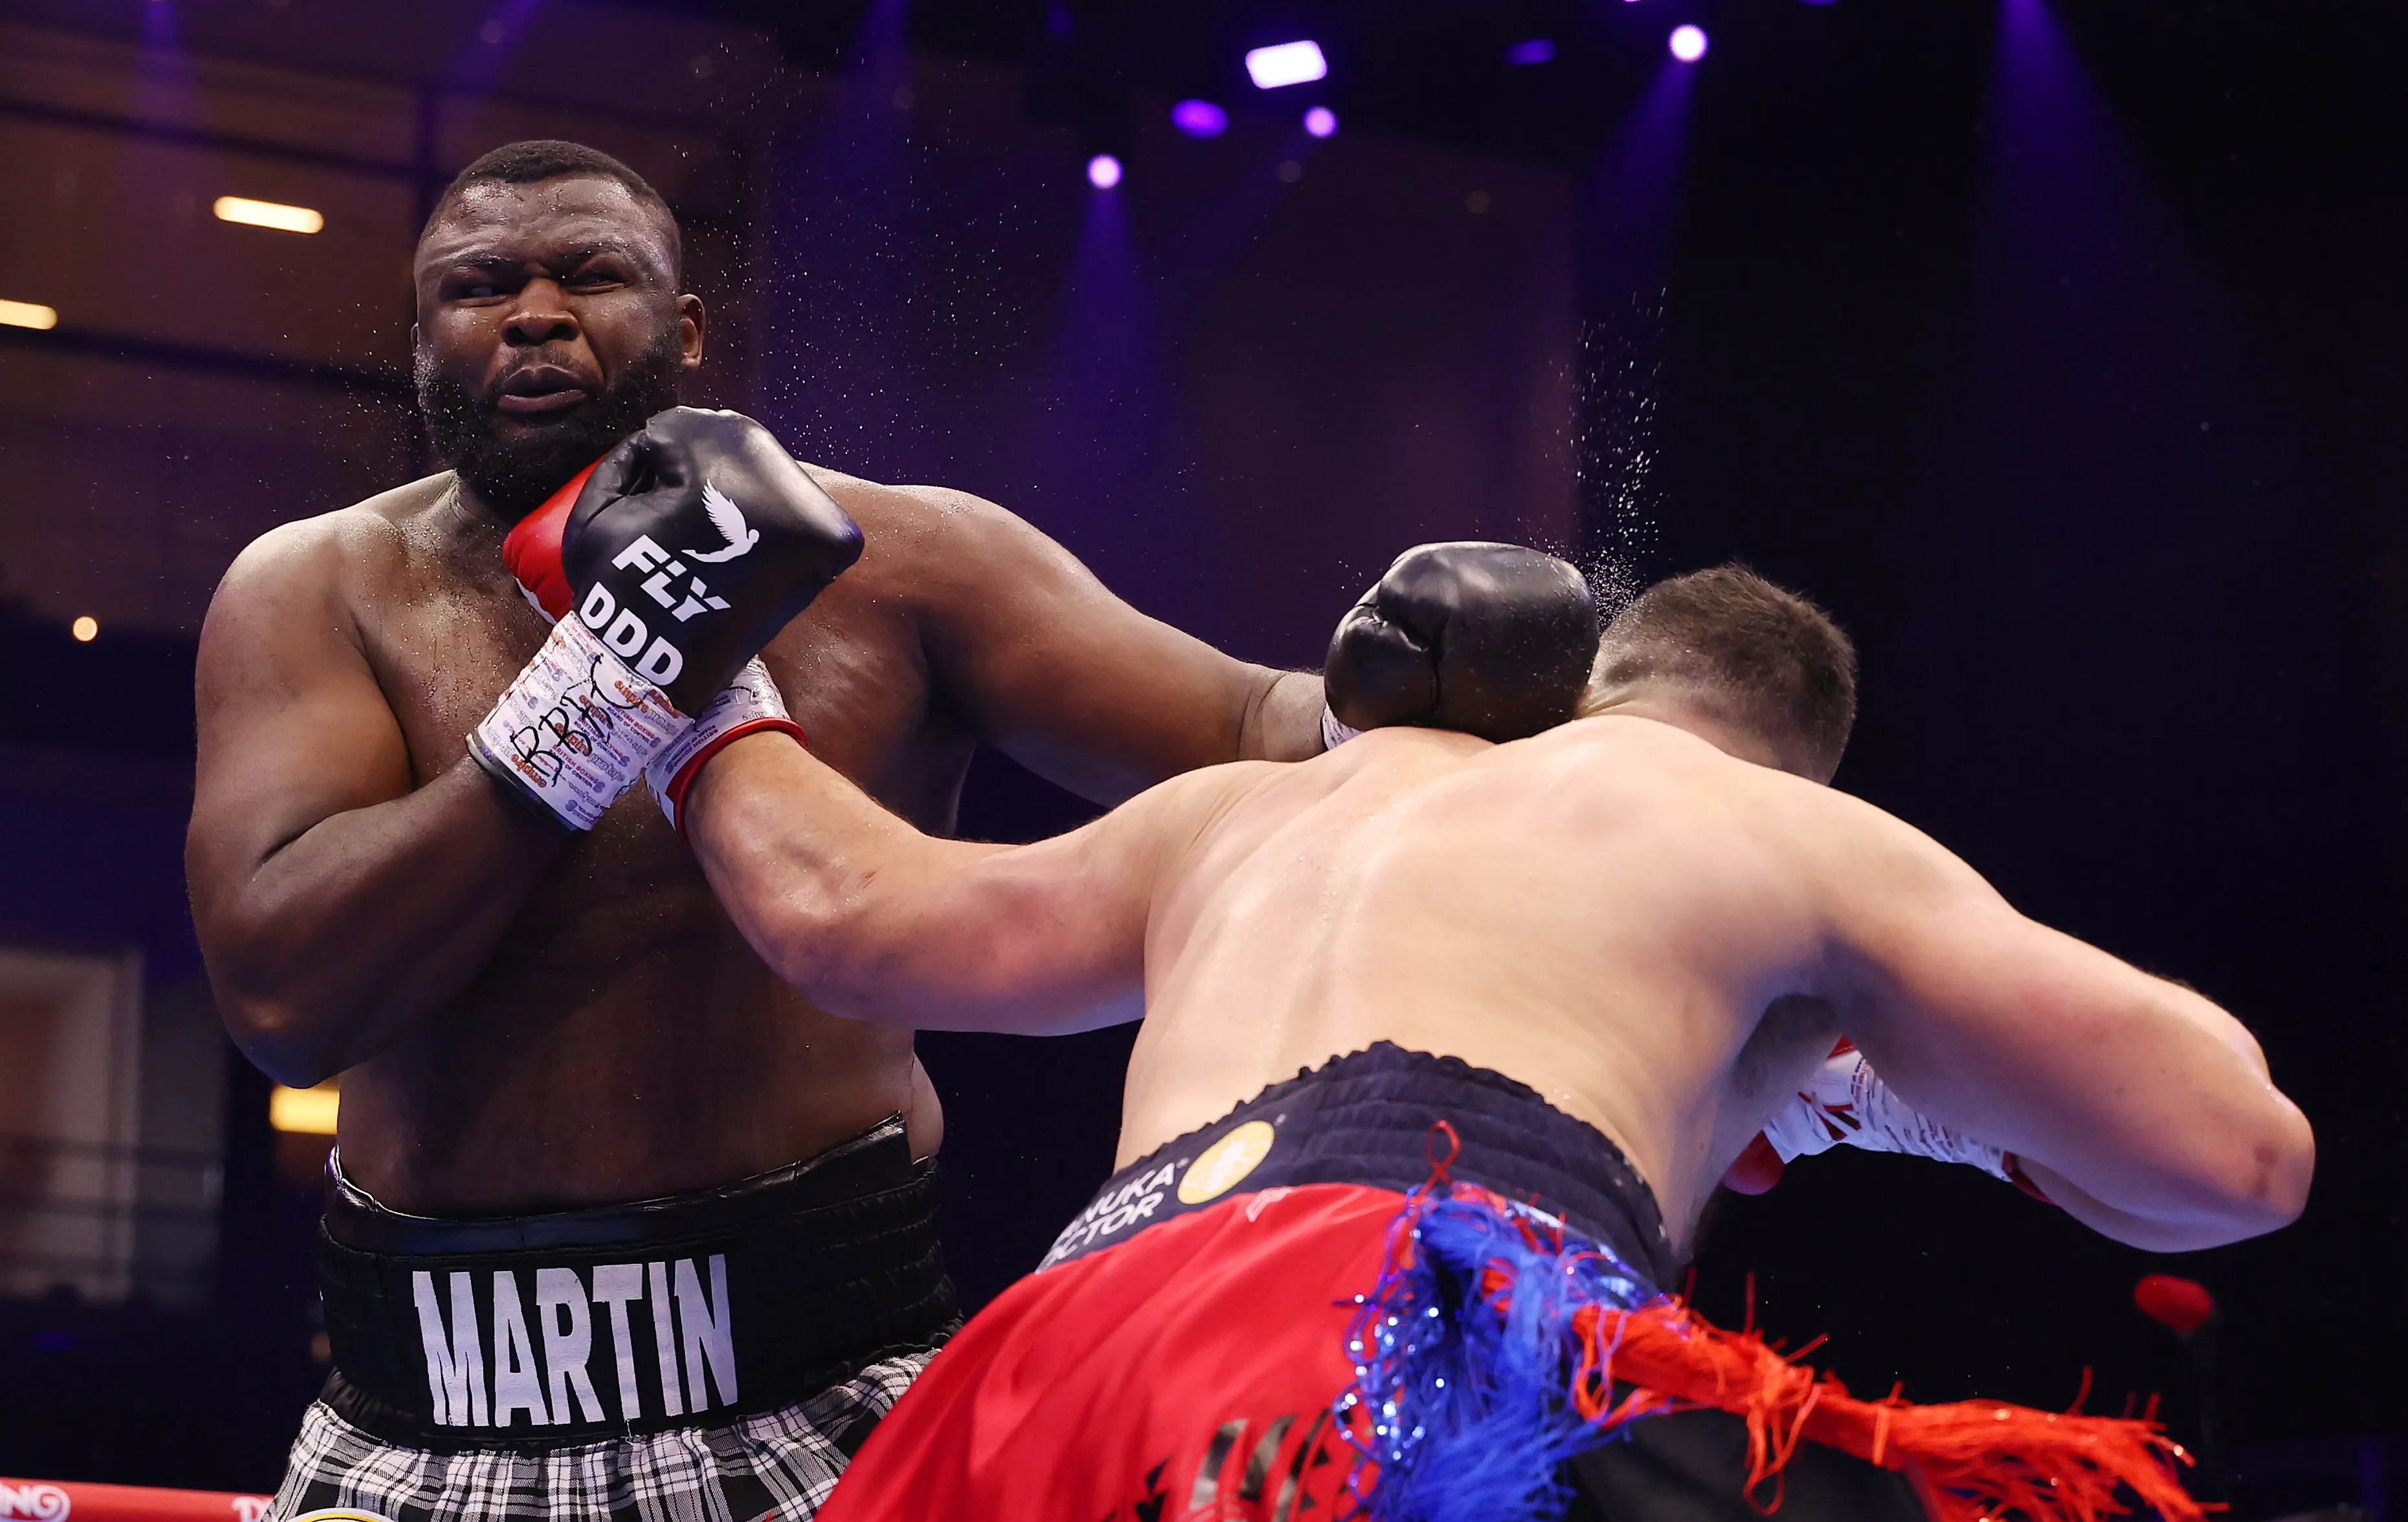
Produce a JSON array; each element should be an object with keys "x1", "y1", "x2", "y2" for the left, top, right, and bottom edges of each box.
[
  {"x1": 1087, "y1": 153, "x2": 1123, "y2": 190},
  {"x1": 71, "y1": 616, "x2": 98, "y2": 642},
  {"x1": 1170, "y1": 100, "x2": 1228, "y2": 138},
  {"x1": 270, "y1": 1083, "x2": 340, "y2": 1136},
  {"x1": 1245, "y1": 39, "x2": 1328, "y2": 90},
  {"x1": 0, "y1": 298, "x2": 58, "y2": 331},
  {"x1": 1668, "y1": 24, "x2": 1709, "y2": 61},
  {"x1": 1504, "y1": 39, "x2": 1556, "y2": 66},
  {"x1": 1303, "y1": 106, "x2": 1337, "y2": 138},
  {"x1": 213, "y1": 195, "x2": 324, "y2": 234}
]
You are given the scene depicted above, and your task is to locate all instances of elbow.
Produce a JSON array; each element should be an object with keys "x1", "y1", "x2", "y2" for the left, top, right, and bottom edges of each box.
[
  {"x1": 2174, "y1": 1101, "x2": 2316, "y2": 1250},
  {"x1": 203, "y1": 946, "x2": 347, "y2": 1088},
  {"x1": 752, "y1": 897, "x2": 836, "y2": 999},
  {"x1": 220, "y1": 992, "x2": 345, "y2": 1089},
  {"x1": 2235, "y1": 1102, "x2": 2315, "y2": 1234},
  {"x1": 749, "y1": 891, "x2": 911, "y2": 1027}
]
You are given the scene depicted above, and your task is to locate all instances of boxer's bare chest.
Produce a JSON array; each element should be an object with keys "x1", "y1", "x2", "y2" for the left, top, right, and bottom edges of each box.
[
  {"x1": 370, "y1": 492, "x2": 957, "y2": 810},
  {"x1": 334, "y1": 478, "x2": 972, "y2": 1208}
]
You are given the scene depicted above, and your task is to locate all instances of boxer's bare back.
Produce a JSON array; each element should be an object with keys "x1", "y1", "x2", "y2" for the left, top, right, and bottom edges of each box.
[{"x1": 688, "y1": 711, "x2": 2312, "y2": 1255}]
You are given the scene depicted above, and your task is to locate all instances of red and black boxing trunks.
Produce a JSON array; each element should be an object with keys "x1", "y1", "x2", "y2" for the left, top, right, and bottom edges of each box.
[
  {"x1": 274, "y1": 1116, "x2": 956, "y2": 1522},
  {"x1": 817, "y1": 1042, "x2": 1731, "y2": 1522},
  {"x1": 818, "y1": 1045, "x2": 2200, "y2": 1522}
]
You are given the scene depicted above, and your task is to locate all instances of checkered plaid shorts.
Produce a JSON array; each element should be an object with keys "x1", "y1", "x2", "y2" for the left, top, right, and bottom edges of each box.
[{"x1": 268, "y1": 1347, "x2": 936, "y2": 1522}]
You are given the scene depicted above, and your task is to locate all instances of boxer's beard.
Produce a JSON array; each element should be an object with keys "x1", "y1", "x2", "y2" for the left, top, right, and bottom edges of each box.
[{"x1": 417, "y1": 329, "x2": 684, "y2": 522}]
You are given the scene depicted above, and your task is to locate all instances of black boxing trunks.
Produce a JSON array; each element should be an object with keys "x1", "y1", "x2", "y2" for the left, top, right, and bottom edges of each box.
[
  {"x1": 270, "y1": 1115, "x2": 955, "y2": 1522},
  {"x1": 816, "y1": 1045, "x2": 2204, "y2": 1522}
]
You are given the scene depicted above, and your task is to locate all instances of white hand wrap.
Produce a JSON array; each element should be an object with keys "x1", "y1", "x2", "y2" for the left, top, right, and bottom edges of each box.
[
  {"x1": 468, "y1": 614, "x2": 692, "y2": 831},
  {"x1": 1760, "y1": 1045, "x2": 2011, "y2": 1181},
  {"x1": 646, "y1": 658, "x2": 804, "y2": 835},
  {"x1": 1320, "y1": 703, "x2": 1364, "y2": 751}
]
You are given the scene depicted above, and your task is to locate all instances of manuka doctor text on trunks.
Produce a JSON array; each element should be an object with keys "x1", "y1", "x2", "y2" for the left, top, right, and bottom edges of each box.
[
  {"x1": 1038, "y1": 1047, "x2": 1680, "y2": 1285},
  {"x1": 1042, "y1": 1118, "x2": 1283, "y2": 1267},
  {"x1": 411, "y1": 1256, "x2": 738, "y2": 1430}
]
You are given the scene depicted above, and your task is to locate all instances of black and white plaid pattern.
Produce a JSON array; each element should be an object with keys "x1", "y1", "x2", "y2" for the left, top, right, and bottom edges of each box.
[{"x1": 269, "y1": 1347, "x2": 934, "y2": 1522}]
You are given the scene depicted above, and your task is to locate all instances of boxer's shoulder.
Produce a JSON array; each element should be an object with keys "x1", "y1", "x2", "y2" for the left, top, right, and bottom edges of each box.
[
  {"x1": 1526, "y1": 714, "x2": 1819, "y2": 801},
  {"x1": 798, "y1": 466, "x2": 974, "y2": 540},
  {"x1": 1529, "y1": 715, "x2": 1926, "y2": 922},
  {"x1": 213, "y1": 472, "x2": 453, "y2": 610},
  {"x1": 203, "y1": 472, "x2": 536, "y2": 746},
  {"x1": 798, "y1": 464, "x2": 985, "y2": 522},
  {"x1": 797, "y1": 466, "x2": 1078, "y2": 600}
]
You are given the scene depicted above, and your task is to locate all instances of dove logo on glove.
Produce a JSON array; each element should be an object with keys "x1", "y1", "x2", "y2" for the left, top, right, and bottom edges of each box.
[
  {"x1": 687, "y1": 483, "x2": 760, "y2": 562},
  {"x1": 561, "y1": 407, "x2": 863, "y2": 723}
]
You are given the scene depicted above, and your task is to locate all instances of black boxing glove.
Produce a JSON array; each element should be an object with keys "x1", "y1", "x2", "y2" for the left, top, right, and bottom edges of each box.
[
  {"x1": 469, "y1": 408, "x2": 862, "y2": 829},
  {"x1": 1322, "y1": 541, "x2": 1597, "y2": 746},
  {"x1": 558, "y1": 408, "x2": 861, "y2": 714}
]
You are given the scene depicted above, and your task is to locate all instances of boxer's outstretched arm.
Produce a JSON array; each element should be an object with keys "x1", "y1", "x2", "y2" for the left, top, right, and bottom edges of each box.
[
  {"x1": 866, "y1": 482, "x2": 1325, "y2": 804},
  {"x1": 1821, "y1": 801, "x2": 2314, "y2": 1252},
  {"x1": 686, "y1": 730, "x2": 1251, "y2": 1035},
  {"x1": 188, "y1": 518, "x2": 565, "y2": 1087}
]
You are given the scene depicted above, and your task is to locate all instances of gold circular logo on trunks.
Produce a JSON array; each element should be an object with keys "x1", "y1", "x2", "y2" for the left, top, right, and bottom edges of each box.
[
  {"x1": 1177, "y1": 1119, "x2": 1276, "y2": 1204},
  {"x1": 292, "y1": 1510, "x2": 399, "y2": 1522}
]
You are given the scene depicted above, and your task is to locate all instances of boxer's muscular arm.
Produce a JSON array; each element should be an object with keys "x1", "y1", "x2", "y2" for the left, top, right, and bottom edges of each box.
[
  {"x1": 892, "y1": 485, "x2": 1325, "y2": 803},
  {"x1": 186, "y1": 521, "x2": 565, "y2": 1087},
  {"x1": 686, "y1": 731, "x2": 1250, "y2": 1036},
  {"x1": 1818, "y1": 801, "x2": 2314, "y2": 1252}
]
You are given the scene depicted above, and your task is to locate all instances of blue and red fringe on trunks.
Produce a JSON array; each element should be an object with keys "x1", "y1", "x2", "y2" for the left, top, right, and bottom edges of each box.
[
  {"x1": 1341, "y1": 1125, "x2": 2206, "y2": 1522},
  {"x1": 816, "y1": 1121, "x2": 2206, "y2": 1522}
]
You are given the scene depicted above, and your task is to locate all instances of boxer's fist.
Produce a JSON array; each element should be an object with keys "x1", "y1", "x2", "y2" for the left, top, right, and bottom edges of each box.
[
  {"x1": 562, "y1": 408, "x2": 862, "y2": 717},
  {"x1": 1322, "y1": 542, "x2": 1596, "y2": 745},
  {"x1": 467, "y1": 410, "x2": 860, "y2": 831}
]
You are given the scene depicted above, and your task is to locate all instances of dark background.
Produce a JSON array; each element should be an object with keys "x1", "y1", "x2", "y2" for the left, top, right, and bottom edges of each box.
[{"x1": 0, "y1": 0, "x2": 2398, "y2": 1516}]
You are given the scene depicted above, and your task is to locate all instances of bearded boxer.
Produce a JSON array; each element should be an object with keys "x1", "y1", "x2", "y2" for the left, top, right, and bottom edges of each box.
[
  {"x1": 185, "y1": 140, "x2": 1589, "y2": 1521},
  {"x1": 674, "y1": 565, "x2": 2313, "y2": 1522}
]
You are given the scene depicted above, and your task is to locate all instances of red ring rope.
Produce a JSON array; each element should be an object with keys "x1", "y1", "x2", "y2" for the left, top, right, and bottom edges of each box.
[{"x1": 0, "y1": 1480, "x2": 274, "y2": 1522}]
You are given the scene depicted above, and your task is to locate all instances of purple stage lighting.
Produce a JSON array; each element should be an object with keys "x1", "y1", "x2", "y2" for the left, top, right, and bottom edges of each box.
[
  {"x1": 1170, "y1": 100, "x2": 1228, "y2": 138},
  {"x1": 1668, "y1": 24, "x2": 1709, "y2": 61},
  {"x1": 1087, "y1": 153, "x2": 1123, "y2": 190},
  {"x1": 1245, "y1": 39, "x2": 1328, "y2": 90},
  {"x1": 1504, "y1": 39, "x2": 1556, "y2": 66},
  {"x1": 1303, "y1": 106, "x2": 1337, "y2": 138}
]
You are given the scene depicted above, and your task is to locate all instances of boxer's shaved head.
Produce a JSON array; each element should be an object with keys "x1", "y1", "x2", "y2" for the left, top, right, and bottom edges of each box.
[
  {"x1": 1581, "y1": 567, "x2": 1857, "y2": 782},
  {"x1": 423, "y1": 140, "x2": 682, "y2": 279}
]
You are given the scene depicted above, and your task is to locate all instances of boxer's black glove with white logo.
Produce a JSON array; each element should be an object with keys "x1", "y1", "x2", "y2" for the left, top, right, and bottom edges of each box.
[
  {"x1": 562, "y1": 408, "x2": 863, "y2": 717},
  {"x1": 1321, "y1": 542, "x2": 1597, "y2": 746},
  {"x1": 470, "y1": 408, "x2": 862, "y2": 830}
]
